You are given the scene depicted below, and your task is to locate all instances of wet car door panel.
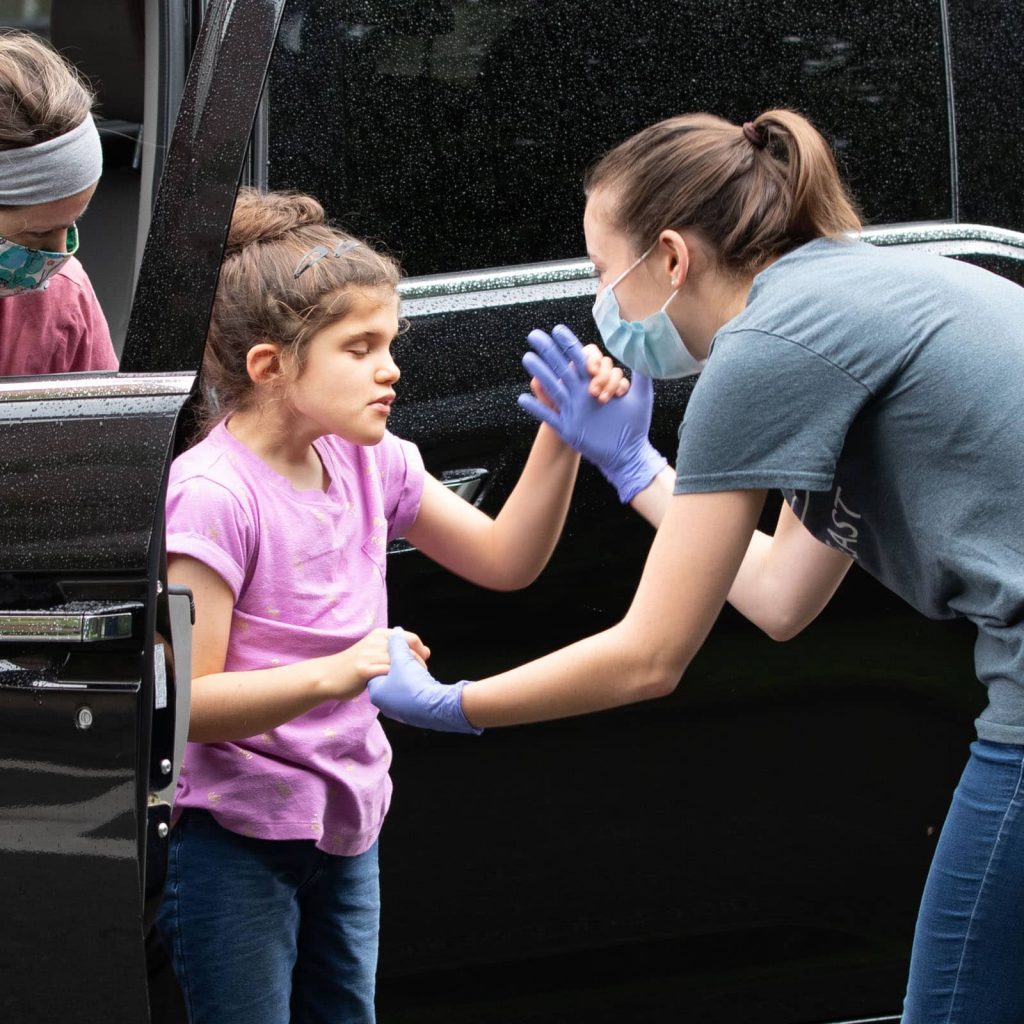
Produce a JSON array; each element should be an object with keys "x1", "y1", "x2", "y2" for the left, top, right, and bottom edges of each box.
[{"x1": 0, "y1": 1, "x2": 287, "y2": 1021}]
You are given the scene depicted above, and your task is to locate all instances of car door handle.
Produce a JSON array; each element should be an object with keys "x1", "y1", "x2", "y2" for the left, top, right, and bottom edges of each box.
[
  {"x1": 0, "y1": 602, "x2": 142, "y2": 643},
  {"x1": 388, "y1": 469, "x2": 489, "y2": 557},
  {"x1": 440, "y1": 467, "x2": 488, "y2": 503}
]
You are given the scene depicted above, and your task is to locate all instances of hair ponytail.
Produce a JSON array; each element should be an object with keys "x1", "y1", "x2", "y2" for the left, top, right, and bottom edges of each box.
[
  {"x1": 753, "y1": 109, "x2": 860, "y2": 247},
  {"x1": 585, "y1": 108, "x2": 861, "y2": 274}
]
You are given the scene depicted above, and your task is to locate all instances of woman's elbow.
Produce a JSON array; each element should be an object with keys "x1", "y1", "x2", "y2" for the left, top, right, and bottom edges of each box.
[
  {"x1": 761, "y1": 610, "x2": 810, "y2": 643},
  {"x1": 631, "y1": 653, "x2": 688, "y2": 701}
]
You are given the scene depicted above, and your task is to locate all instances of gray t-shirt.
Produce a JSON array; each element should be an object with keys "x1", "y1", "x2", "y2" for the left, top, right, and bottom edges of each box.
[{"x1": 674, "y1": 237, "x2": 1024, "y2": 744}]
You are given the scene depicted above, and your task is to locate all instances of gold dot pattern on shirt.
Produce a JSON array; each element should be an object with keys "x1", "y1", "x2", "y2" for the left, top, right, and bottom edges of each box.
[
  {"x1": 267, "y1": 606, "x2": 280, "y2": 617},
  {"x1": 206, "y1": 525, "x2": 221, "y2": 542},
  {"x1": 235, "y1": 617, "x2": 249, "y2": 634},
  {"x1": 369, "y1": 535, "x2": 384, "y2": 547},
  {"x1": 260, "y1": 733, "x2": 273, "y2": 743},
  {"x1": 324, "y1": 727, "x2": 337, "y2": 738},
  {"x1": 208, "y1": 792, "x2": 221, "y2": 803},
  {"x1": 271, "y1": 658, "x2": 280, "y2": 667},
  {"x1": 273, "y1": 781, "x2": 291, "y2": 799},
  {"x1": 310, "y1": 818, "x2": 322, "y2": 834},
  {"x1": 235, "y1": 747, "x2": 254, "y2": 761},
  {"x1": 313, "y1": 510, "x2": 326, "y2": 522}
]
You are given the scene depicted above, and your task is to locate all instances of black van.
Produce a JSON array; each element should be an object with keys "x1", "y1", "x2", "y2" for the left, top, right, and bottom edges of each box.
[{"x1": 1, "y1": 2, "x2": 1022, "y2": 1022}]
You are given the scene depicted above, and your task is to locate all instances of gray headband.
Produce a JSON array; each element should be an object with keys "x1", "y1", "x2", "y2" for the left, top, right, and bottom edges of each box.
[{"x1": 0, "y1": 114, "x2": 103, "y2": 206}]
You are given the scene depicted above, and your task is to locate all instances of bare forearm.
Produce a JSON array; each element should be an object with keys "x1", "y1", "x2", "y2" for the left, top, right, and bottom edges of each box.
[
  {"x1": 188, "y1": 657, "x2": 341, "y2": 743},
  {"x1": 727, "y1": 516, "x2": 852, "y2": 640},
  {"x1": 460, "y1": 622, "x2": 679, "y2": 727},
  {"x1": 475, "y1": 425, "x2": 581, "y2": 588},
  {"x1": 628, "y1": 465, "x2": 677, "y2": 527}
]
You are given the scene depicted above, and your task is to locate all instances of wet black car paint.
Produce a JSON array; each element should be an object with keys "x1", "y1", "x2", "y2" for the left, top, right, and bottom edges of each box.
[
  {"x1": 0, "y1": 2, "x2": 1020, "y2": 1022},
  {"x1": 0, "y1": 0, "x2": 286, "y2": 1018}
]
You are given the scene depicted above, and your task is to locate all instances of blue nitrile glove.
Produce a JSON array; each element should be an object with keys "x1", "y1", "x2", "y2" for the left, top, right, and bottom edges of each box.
[
  {"x1": 517, "y1": 324, "x2": 668, "y2": 504},
  {"x1": 367, "y1": 630, "x2": 482, "y2": 735}
]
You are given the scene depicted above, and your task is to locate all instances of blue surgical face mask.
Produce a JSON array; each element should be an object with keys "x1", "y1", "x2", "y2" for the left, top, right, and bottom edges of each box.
[
  {"x1": 592, "y1": 242, "x2": 706, "y2": 378},
  {"x1": 0, "y1": 224, "x2": 79, "y2": 297}
]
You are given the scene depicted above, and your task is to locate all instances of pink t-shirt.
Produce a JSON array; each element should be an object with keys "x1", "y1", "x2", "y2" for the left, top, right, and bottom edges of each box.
[
  {"x1": 0, "y1": 257, "x2": 118, "y2": 376},
  {"x1": 166, "y1": 421, "x2": 424, "y2": 855}
]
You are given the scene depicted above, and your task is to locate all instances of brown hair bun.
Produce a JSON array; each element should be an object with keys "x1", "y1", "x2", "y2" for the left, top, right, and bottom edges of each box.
[{"x1": 224, "y1": 189, "x2": 327, "y2": 255}]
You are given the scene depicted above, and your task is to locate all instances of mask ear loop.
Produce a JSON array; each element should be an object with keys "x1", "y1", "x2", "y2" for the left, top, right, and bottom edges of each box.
[{"x1": 602, "y1": 241, "x2": 657, "y2": 297}]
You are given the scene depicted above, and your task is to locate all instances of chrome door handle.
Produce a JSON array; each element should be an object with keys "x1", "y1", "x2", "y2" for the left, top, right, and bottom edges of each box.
[
  {"x1": 387, "y1": 469, "x2": 489, "y2": 556},
  {"x1": 440, "y1": 468, "x2": 488, "y2": 503},
  {"x1": 0, "y1": 603, "x2": 142, "y2": 643}
]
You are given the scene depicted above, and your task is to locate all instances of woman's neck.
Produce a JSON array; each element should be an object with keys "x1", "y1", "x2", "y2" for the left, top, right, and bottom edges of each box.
[
  {"x1": 683, "y1": 269, "x2": 758, "y2": 357},
  {"x1": 226, "y1": 406, "x2": 329, "y2": 492}
]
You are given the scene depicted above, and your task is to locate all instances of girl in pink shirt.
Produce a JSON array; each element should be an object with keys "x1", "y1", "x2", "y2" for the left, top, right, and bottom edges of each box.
[{"x1": 157, "y1": 188, "x2": 624, "y2": 1023}]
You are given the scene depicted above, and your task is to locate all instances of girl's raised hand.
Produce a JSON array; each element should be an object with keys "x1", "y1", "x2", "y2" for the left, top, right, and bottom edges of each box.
[
  {"x1": 518, "y1": 324, "x2": 667, "y2": 504},
  {"x1": 526, "y1": 324, "x2": 629, "y2": 409},
  {"x1": 328, "y1": 627, "x2": 430, "y2": 701}
]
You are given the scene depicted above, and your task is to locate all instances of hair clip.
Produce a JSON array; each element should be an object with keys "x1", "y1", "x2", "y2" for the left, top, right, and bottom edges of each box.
[{"x1": 292, "y1": 239, "x2": 360, "y2": 279}]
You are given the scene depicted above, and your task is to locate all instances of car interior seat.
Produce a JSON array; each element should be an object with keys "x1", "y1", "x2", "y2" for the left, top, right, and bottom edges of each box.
[{"x1": 50, "y1": 0, "x2": 145, "y2": 356}]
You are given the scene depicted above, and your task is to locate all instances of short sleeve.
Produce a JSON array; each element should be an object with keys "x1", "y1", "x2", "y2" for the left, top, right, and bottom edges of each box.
[
  {"x1": 51, "y1": 260, "x2": 118, "y2": 373},
  {"x1": 65, "y1": 275, "x2": 117, "y2": 371},
  {"x1": 374, "y1": 432, "x2": 425, "y2": 541},
  {"x1": 675, "y1": 329, "x2": 872, "y2": 494},
  {"x1": 165, "y1": 471, "x2": 257, "y2": 599}
]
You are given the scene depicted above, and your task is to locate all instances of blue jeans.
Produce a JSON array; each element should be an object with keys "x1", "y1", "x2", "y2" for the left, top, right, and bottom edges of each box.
[
  {"x1": 903, "y1": 739, "x2": 1024, "y2": 1023},
  {"x1": 156, "y1": 810, "x2": 380, "y2": 1024}
]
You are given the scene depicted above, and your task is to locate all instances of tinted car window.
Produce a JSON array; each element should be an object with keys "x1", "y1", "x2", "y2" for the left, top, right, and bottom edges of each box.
[
  {"x1": 947, "y1": 0, "x2": 1024, "y2": 232},
  {"x1": 268, "y1": 0, "x2": 951, "y2": 276},
  {"x1": 0, "y1": 0, "x2": 51, "y2": 31}
]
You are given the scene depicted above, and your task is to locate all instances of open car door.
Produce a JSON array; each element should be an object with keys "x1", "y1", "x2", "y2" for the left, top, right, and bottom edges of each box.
[{"x1": 0, "y1": 3, "x2": 285, "y2": 1020}]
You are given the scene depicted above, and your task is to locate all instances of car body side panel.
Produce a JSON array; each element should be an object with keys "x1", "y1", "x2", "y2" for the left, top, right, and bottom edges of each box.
[{"x1": 0, "y1": 379, "x2": 191, "y2": 1023}]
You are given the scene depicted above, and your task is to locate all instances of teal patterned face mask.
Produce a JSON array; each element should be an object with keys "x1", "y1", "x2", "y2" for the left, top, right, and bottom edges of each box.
[{"x1": 0, "y1": 224, "x2": 79, "y2": 296}]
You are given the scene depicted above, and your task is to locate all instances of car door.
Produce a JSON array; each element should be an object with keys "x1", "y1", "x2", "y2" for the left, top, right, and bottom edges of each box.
[{"x1": 0, "y1": 2, "x2": 285, "y2": 1021}]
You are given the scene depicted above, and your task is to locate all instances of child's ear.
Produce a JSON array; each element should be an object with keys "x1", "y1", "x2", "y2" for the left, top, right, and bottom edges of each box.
[{"x1": 246, "y1": 341, "x2": 287, "y2": 385}]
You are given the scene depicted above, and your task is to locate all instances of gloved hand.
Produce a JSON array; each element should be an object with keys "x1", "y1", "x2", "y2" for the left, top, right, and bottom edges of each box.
[
  {"x1": 367, "y1": 630, "x2": 482, "y2": 735},
  {"x1": 517, "y1": 324, "x2": 668, "y2": 503}
]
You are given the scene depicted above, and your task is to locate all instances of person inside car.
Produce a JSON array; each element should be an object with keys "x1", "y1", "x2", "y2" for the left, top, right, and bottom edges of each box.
[
  {"x1": 158, "y1": 187, "x2": 625, "y2": 1023},
  {"x1": 0, "y1": 31, "x2": 117, "y2": 375},
  {"x1": 368, "y1": 109, "x2": 1024, "y2": 1024}
]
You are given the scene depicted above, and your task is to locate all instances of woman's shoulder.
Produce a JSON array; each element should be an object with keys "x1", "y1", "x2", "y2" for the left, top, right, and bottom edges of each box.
[{"x1": 45, "y1": 256, "x2": 96, "y2": 299}]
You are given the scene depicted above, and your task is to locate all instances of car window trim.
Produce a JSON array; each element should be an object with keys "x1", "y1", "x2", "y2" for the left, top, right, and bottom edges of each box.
[{"x1": 398, "y1": 222, "x2": 1024, "y2": 317}]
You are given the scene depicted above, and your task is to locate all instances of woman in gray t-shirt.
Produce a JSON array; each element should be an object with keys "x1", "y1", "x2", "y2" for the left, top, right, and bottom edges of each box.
[{"x1": 369, "y1": 110, "x2": 1024, "y2": 1024}]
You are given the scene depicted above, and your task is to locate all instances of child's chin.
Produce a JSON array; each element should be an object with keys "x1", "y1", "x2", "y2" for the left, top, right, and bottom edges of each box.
[{"x1": 344, "y1": 425, "x2": 388, "y2": 446}]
